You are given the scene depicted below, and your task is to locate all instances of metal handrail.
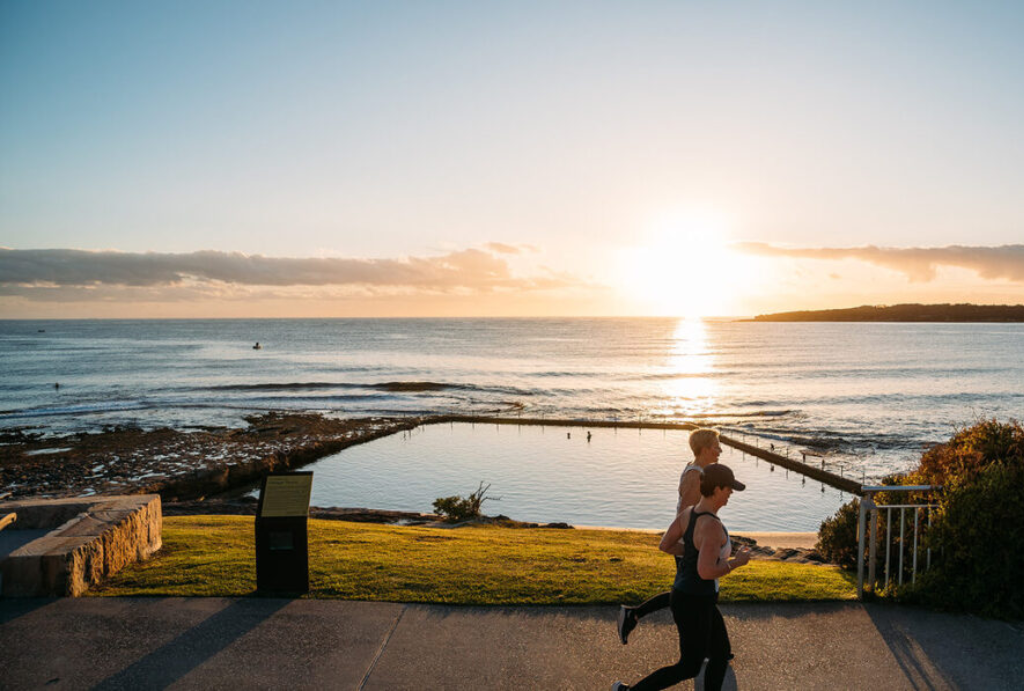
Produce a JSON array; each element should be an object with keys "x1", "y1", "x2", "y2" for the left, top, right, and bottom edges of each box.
[{"x1": 857, "y1": 485, "x2": 941, "y2": 599}]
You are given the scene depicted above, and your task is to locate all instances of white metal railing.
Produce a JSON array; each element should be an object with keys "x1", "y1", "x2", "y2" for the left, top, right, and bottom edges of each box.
[{"x1": 857, "y1": 485, "x2": 940, "y2": 599}]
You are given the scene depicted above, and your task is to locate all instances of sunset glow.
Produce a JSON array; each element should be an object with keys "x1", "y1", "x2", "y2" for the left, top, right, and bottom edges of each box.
[
  {"x1": 622, "y1": 234, "x2": 727, "y2": 317},
  {"x1": 618, "y1": 213, "x2": 770, "y2": 317}
]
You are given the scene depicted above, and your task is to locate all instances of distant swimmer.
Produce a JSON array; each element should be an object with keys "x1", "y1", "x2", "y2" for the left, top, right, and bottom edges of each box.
[
  {"x1": 54, "y1": 382, "x2": 60, "y2": 389},
  {"x1": 253, "y1": 342, "x2": 262, "y2": 350}
]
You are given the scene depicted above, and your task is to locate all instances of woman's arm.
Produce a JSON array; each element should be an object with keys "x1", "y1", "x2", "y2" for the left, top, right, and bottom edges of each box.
[
  {"x1": 659, "y1": 510, "x2": 687, "y2": 555},
  {"x1": 696, "y1": 520, "x2": 751, "y2": 580},
  {"x1": 678, "y1": 469, "x2": 702, "y2": 511}
]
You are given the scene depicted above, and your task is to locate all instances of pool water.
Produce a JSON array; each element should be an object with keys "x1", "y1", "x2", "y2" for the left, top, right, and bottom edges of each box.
[{"x1": 294, "y1": 423, "x2": 850, "y2": 532}]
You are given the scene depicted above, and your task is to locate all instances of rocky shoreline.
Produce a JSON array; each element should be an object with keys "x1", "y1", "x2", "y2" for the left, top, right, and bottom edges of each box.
[{"x1": 0, "y1": 412, "x2": 420, "y2": 501}]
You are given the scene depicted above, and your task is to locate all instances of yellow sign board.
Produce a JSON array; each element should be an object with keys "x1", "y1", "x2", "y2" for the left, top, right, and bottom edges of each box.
[{"x1": 259, "y1": 474, "x2": 313, "y2": 518}]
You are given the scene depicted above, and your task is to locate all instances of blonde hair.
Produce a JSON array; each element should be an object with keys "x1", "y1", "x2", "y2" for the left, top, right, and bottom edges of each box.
[{"x1": 688, "y1": 428, "x2": 720, "y2": 457}]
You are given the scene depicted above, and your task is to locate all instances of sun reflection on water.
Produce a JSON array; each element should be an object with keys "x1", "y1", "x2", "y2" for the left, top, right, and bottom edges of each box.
[{"x1": 655, "y1": 318, "x2": 718, "y2": 418}]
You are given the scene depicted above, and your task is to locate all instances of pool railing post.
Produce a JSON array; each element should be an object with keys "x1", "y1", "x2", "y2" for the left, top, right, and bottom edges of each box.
[
  {"x1": 857, "y1": 494, "x2": 868, "y2": 599},
  {"x1": 868, "y1": 505, "x2": 879, "y2": 594}
]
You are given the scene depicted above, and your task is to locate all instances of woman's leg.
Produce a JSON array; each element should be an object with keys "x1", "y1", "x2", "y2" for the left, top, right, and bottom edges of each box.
[
  {"x1": 715, "y1": 601, "x2": 732, "y2": 659},
  {"x1": 618, "y1": 590, "x2": 671, "y2": 643},
  {"x1": 629, "y1": 592, "x2": 712, "y2": 691},
  {"x1": 702, "y1": 602, "x2": 731, "y2": 691},
  {"x1": 632, "y1": 591, "x2": 671, "y2": 618}
]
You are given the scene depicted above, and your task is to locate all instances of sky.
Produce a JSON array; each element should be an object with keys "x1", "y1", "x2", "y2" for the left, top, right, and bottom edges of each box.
[{"x1": 1, "y1": 0, "x2": 1023, "y2": 318}]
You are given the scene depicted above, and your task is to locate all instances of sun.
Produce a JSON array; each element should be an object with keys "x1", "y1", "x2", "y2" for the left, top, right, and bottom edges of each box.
[{"x1": 619, "y1": 214, "x2": 748, "y2": 317}]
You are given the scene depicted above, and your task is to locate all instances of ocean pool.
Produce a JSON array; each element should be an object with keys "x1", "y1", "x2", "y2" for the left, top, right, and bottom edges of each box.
[{"x1": 294, "y1": 422, "x2": 850, "y2": 532}]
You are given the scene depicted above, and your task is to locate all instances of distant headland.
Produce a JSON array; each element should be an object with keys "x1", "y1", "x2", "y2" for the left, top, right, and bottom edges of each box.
[{"x1": 746, "y1": 303, "x2": 1024, "y2": 322}]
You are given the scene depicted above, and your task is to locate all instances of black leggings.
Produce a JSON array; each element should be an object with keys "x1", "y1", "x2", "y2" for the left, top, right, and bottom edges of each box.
[
  {"x1": 630, "y1": 590, "x2": 731, "y2": 691},
  {"x1": 633, "y1": 590, "x2": 671, "y2": 618}
]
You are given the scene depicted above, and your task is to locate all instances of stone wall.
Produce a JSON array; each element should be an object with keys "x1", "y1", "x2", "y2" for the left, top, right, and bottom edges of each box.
[{"x1": 0, "y1": 495, "x2": 162, "y2": 597}]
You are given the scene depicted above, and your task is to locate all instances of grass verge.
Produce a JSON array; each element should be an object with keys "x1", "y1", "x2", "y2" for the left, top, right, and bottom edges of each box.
[{"x1": 89, "y1": 515, "x2": 856, "y2": 604}]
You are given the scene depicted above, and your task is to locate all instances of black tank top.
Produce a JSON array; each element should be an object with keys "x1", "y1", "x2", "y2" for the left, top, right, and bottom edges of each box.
[{"x1": 673, "y1": 509, "x2": 722, "y2": 595}]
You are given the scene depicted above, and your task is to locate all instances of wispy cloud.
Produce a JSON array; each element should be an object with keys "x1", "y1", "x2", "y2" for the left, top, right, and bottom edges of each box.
[
  {"x1": 732, "y1": 243, "x2": 1024, "y2": 283},
  {"x1": 483, "y1": 242, "x2": 524, "y2": 255},
  {"x1": 0, "y1": 247, "x2": 587, "y2": 300}
]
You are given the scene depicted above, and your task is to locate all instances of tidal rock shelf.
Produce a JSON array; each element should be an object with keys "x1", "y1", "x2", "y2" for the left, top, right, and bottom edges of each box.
[{"x1": 0, "y1": 413, "x2": 420, "y2": 502}]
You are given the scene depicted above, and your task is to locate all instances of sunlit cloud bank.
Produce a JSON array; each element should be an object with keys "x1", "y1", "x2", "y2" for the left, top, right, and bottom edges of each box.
[
  {"x1": 0, "y1": 246, "x2": 583, "y2": 299},
  {"x1": 733, "y1": 243, "x2": 1024, "y2": 283},
  {"x1": 3, "y1": 242, "x2": 1023, "y2": 319}
]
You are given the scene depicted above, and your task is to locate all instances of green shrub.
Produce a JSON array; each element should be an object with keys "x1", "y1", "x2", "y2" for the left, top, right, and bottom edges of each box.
[
  {"x1": 432, "y1": 482, "x2": 497, "y2": 522},
  {"x1": 816, "y1": 499, "x2": 861, "y2": 570},
  {"x1": 815, "y1": 419, "x2": 1024, "y2": 617},
  {"x1": 817, "y1": 496, "x2": 893, "y2": 575},
  {"x1": 910, "y1": 458, "x2": 1024, "y2": 618}
]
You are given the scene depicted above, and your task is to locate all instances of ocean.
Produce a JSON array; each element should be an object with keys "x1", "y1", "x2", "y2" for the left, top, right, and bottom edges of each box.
[{"x1": 2, "y1": 318, "x2": 1022, "y2": 481}]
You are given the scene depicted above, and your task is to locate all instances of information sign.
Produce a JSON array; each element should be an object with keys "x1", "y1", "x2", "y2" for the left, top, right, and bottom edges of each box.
[
  {"x1": 255, "y1": 471, "x2": 312, "y2": 594},
  {"x1": 259, "y1": 474, "x2": 313, "y2": 518}
]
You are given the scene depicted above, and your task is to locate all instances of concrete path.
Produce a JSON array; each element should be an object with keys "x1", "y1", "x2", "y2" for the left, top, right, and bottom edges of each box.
[{"x1": 2, "y1": 598, "x2": 1022, "y2": 690}]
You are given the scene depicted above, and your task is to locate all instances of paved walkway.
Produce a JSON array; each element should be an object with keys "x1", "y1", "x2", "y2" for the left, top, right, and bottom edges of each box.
[{"x1": 2, "y1": 598, "x2": 1022, "y2": 690}]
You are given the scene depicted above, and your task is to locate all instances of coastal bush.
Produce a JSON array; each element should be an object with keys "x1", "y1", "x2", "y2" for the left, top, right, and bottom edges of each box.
[
  {"x1": 817, "y1": 419, "x2": 1024, "y2": 617},
  {"x1": 816, "y1": 494, "x2": 890, "y2": 575},
  {"x1": 908, "y1": 460, "x2": 1024, "y2": 617},
  {"x1": 432, "y1": 482, "x2": 498, "y2": 522},
  {"x1": 815, "y1": 498, "x2": 861, "y2": 570},
  {"x1": 908, "y1": 421, "x2": 1024, "y2": 618},
  {"x1": 908, "y1": 418, "x2": 1024, "y2": 487}
]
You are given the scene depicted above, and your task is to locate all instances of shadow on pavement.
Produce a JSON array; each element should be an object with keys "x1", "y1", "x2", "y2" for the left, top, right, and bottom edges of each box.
[
  {"x1": 91, "y1": 598, "x2": 291, "y2": 691},
  {"x1": 865, "y1": 606, "x2": 955, "y2": 690},
  {"x1": 863, "y1": 603, "x2": 1024, "y2": 690},
  {"x1": 721, "y1": 600, "x2": 864, "y2": 621},
  {"x1": 400, "y1": 600, "x2": 865, "y2": 626},
  {"x1": 0, "y1": 597, "x2": 57, "y2": 625}
]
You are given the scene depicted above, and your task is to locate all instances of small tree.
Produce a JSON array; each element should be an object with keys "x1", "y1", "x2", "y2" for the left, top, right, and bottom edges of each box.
[{"x1": 432, "y1": 482, "x2": 499, "y2": 522}]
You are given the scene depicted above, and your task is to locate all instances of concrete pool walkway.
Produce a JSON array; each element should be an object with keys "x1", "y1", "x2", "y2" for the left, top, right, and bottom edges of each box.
[{"x1": 2, "y1": 598, "x2": 1022, "y2": 690}]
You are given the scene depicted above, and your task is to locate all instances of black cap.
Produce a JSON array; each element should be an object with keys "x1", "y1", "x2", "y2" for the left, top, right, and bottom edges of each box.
[{"x1": 701, "y1": 463, "x2": 746, "y2": 493}]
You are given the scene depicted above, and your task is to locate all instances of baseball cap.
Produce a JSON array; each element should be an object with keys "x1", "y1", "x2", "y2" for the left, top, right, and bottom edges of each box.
[{"x1": 701, "y1": 463, "x2": 746, "y2": 492}]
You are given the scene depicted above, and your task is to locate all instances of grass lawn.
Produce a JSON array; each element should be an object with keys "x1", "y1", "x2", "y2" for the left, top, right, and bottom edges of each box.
[{"x1": 89, "y1": 515, "x2": 857, "y2": 604}]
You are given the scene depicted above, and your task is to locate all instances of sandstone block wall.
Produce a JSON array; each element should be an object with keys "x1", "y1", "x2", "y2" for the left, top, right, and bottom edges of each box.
[{"x1": 0, "y1": 495, "x2": 162, "y2": 597}]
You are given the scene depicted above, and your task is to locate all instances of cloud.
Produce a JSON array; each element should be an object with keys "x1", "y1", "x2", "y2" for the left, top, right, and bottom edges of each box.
[
  {"x1": 483, "y1": 242, "x2": 541, "y2": 255},
  {"x1": 732, "y1": 243, "x2": 1024, "y2": 283},
  {"x1": 483, "y1": 242, "x2": 521, "y2": 255},
  {"x1": 0, "y1": 247, "x2": 585, "y2": 299}
]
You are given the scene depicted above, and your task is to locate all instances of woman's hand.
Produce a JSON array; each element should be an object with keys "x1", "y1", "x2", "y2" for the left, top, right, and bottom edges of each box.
[{"x1": 730, "y1": 546, "x2": 751, "y2": 570}]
